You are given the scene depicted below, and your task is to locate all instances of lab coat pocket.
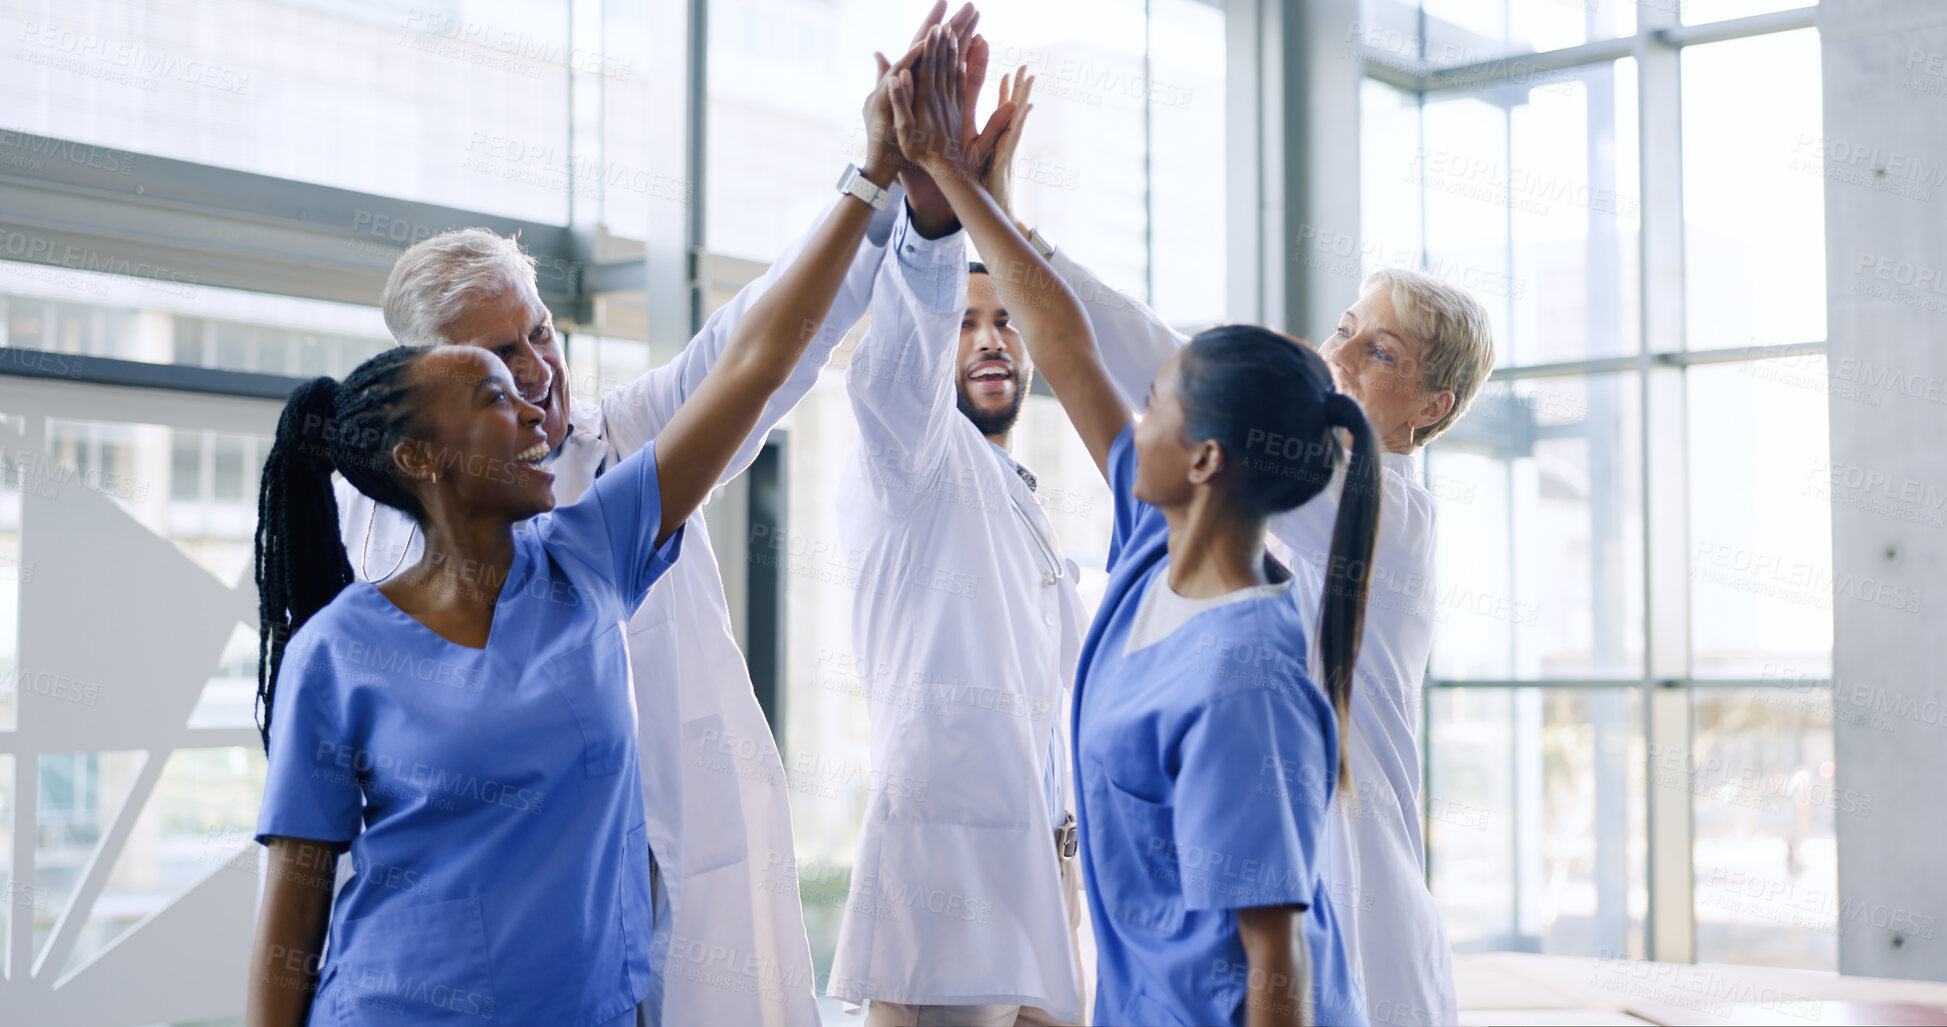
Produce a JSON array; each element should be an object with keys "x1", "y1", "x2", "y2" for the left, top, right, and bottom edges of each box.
[
  {"x1": 328, "y1": 896, "x2": 499, "y2": 1023},
  {"x1": 543, "y1": 625, "x2": 637, "y2": 777},
  {"x1": 681, "y1": 712, "x2": 753, "y2": 874},
  {"x1": 1085, "y1": 763, "x2": 1186, "y2": 934}
]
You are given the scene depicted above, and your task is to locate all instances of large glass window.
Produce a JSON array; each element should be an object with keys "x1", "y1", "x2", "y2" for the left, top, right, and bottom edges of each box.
[
  {"x1": 705, "y1": 0, "x2": 1221, "y2": 325},
  {"x1": 1680, "y1": 29, "x2": 1825, "y2": 350},
  {"x1": 1416, "y1": 59, "x2": 1641, "y2": 367},
  {"x1": 0, "y1": 0, "x2": 578, "y2": 221},
  {"x1": 1429, "y1": 687, "x2": 1644, "y2": 955},
  {"x1": 1371, "y1": 5, "x2": 1834, "y2": 971}
]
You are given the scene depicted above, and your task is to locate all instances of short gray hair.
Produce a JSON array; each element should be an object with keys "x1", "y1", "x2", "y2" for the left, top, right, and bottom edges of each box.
[
  {"x1": 1360, "y1": 267, "x2": 1496, "y2": 448},
  {"x1": 381, "y1": 229, "x2": 539, "y2": 346}
]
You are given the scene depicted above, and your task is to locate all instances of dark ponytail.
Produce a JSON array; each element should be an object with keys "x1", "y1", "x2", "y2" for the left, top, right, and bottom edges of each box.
[
  {"x1": 1316, "y1": 391, "x2": 1382, "y2": 789},
  {"x1": 1177, "y1": 325, "x2": 1382, "y2": 788},
  {"x1": 254, "y1": 346, "x2": 429, "y2": 750}
]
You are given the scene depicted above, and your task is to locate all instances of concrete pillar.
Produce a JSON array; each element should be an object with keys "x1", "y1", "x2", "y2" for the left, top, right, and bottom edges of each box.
[{"x1": 1820, "y1": 0, "x2": 1947, "y2": 983}]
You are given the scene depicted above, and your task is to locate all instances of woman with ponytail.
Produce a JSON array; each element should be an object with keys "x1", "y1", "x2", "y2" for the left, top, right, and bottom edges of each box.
[
  {"x1": 245, "y1": 51, "x2": 909, "y2": 1027},
  {"x1": 889, "y1": 33, "x2": 1375, "y2": 1027}
]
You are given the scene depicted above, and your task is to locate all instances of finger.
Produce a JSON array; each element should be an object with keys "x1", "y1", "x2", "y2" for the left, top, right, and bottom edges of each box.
[
  {"x1": 889, "y1": 74, "x2": 914, "y2": 147},
  {"x1": 909, "y1": 0, "x2": 947, "y2": 48},
  {"x1": 943, "y1": 30, "x2": 960, "y2": 100},
  {"x1": 970, "y1": 101, "x2": 1016, "y2": 160},
  {"x1": 927, "y1": 27, "x2": 948, "y2": 103},
  {"x1": 889, "y1": 36, "x2": 927, "y2": 75},
  {"x1": 946, "y1": 2, "x2": 977, "y2": 37},
  {"x1": 1004, "y1": 103, "x2": 1032, "y2": 160},
  {"x1": 874, "y1": 51, "x2": 890, "y2": 78},
  {"x1": 997, "y1": 69, "x2": 1011, "y2": 109},
  {"x1": 964, "y1": 34, "x2": 989, "y2": 113}
]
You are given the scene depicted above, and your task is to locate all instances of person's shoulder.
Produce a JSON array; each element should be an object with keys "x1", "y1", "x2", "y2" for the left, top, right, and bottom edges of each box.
[
  {"x1": 570, "y1": 395, "x2": 612, "y2": 442},
  {"x1": 1379, "y1": 451, "x2": 1440, "y2": 560},
  {"x1": 305, "y1": 584, "x2": 382, "y2": 635},
  {"x1": 1192, "y1": 593, "x2": 1331, "y2": 717},
  {"x1": 279, "y1": 587, "x2": 380, "y2": 682}
]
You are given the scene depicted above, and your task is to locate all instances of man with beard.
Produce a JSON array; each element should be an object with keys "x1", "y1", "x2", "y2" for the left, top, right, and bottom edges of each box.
[{"x1": 825, "y1": 33, "x2": 1087, "y2": 1027}]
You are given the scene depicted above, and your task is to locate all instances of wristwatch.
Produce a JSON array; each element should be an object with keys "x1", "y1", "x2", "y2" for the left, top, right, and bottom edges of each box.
[
  {"x1": 836, "y1": 163, "x2": 890, "y2": 211},
  {"x1": 1025, "y1": 224, "x2": 1055, "y2": 258}
]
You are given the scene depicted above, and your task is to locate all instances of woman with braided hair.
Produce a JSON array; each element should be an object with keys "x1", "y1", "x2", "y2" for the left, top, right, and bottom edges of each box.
[
  {"x1": 243, "y1": 47, "x2": 910, "y2": 1027},
  {"x1": 888, "y1": 28, "x2": 1378, "y2": 1026}
]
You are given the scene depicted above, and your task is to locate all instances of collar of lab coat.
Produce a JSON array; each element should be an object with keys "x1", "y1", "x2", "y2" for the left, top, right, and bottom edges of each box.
[{"x1": 545, "y1": 396, "x2": 613, "y2": 504}]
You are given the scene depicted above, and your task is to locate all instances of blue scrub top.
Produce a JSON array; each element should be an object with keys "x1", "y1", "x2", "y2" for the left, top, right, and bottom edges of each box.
[
  {"x1": 1072, "y1": 427, "x2": 1367, "y2": 1027},
  {"x1": 256, "y1": 443, "x2": 683, "y2": 1027}
]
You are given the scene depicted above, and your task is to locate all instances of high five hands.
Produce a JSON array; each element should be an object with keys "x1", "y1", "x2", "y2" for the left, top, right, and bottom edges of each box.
[{"x1": 864, "y1": 1, "x2": 1036, "y2": 235}]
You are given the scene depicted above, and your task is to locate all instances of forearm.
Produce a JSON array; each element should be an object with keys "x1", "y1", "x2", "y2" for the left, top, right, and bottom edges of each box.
[
  {"x1": 931, "y1": 169, "x2": 1128, "y2": 474},
  {"x1": 1047, "y1": 245, "x2": 1189, "y2": 412},
  {"x1": 653, "y1": 180, "x2": 887, "y2": 541},
  {"x1": 247, "y1": 839, "x2": 337, "y2": 1027},
  {"x1": 1238, "y1": 905, "x2": 1310, "y2": 1027},
  {"x1": 935, "y1": 171, "x2": 1087, "y2": 368},
  {"x1": 721, "y1": 183, "x2": 889, "y2": 390},
  {"x1": 603, "y1": 191, "x2": 891, "y2": 469}
]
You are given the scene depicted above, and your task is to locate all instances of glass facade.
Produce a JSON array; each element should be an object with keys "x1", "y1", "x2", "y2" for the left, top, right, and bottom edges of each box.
[
  {"x1": 1373, "y1": 0, "x2": 1834, "y2": 969},
  {"x1": 0, "y1": 0, "x2": 1847, "y2": 1020}
]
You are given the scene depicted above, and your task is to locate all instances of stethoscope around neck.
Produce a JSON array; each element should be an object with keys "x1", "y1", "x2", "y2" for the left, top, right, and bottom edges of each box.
[{"x1": 1007, "y1": 491, "x2": 1067, "y2": 588}]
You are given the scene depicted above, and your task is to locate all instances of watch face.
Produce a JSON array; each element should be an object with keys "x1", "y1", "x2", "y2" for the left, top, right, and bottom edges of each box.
[{"x1": 836, "y1": 164, "x2": 857, "y2": 190}]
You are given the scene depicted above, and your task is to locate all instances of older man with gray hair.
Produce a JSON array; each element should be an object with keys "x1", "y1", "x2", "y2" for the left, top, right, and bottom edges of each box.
[{"x1": 333, "y1": 194, "x2": 899, "y2": 1026}]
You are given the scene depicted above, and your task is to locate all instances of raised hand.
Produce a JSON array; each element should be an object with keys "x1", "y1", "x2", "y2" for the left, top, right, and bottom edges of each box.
[
  {"x1": 889, "y1": 27, "x2": 971, "y2": 181},
  {"x1": 864, "y1": 37, "x2": 928, "y2": 184},
  {"x1": 983, "y1": 66, "x2": 1035, "y2": 220},
  {"x1": 893, "y1": 4, "x2": 1020, "y2": 237}
]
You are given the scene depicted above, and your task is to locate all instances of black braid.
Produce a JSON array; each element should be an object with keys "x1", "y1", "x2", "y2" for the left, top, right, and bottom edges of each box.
[{"x1": 254, "y1": 346, "x2": 429, "y2": 750}]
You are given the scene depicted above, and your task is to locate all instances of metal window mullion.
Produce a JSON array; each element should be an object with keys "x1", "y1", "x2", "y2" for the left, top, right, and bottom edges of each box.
[
  {"x1": 1637, "y1": 0, "x2": 1695, "y2": 963},
  {"x1": 1361, "y1": 5, "x2": 1817, "y2": 93},
  {"x1": 1657, "y1": 6, "x2": 1817, "y2": 48}
]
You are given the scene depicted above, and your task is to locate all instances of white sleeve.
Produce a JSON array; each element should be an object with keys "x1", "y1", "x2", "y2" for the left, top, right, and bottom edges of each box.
[
  {"x1": 1048, "y1": 246, "x2": 1191, "y2": 414},
  {"x1": 597, "y1": 191, "x2": 899, "y2": 473},
  {"x1": 844, "y1": 214, "x2": 967, "y2": 511}
]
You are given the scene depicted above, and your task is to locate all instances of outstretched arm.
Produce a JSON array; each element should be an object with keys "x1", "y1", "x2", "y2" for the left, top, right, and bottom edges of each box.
[
  {"x1": 652, "y1": 48, "x2": 911, "y2": 544},
  {"x1": 598, "y1": 189, "x2": 897, "y2": 481},
  {"x1": 1046, "y1": 246, "x2": 1191, "y2": 414},
  {"x1": 890, "y1": 27, "x2": 1129, "y2": 479}
]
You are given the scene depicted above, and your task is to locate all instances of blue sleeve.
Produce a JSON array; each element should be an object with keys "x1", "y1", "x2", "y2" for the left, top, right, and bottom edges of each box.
[
  {"x1": 533, "y1": 441, "x2": 685, "y2": 614},
  {"x1": 255, "y1": 631, "x2": 362, "y2": 846},
  {"x1": 1105, "y1": 424, "x2": 1168, "y2": 572},
  {"x1": 1172, "y1": 686, "x2": 1336, "y2": 912}
]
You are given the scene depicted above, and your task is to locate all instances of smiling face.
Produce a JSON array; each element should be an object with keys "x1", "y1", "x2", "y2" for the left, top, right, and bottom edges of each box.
[
  {"x1": 955, "y1": 272, "x2": 1035, "y2": 441},
  {"x1": 437, "y1": 278, "x2": 571, "y2": 449},
  {"x1": 1319, "y1": 285, "x2": 1454, "y2": 452},
  {"x1": 392, "y1": 347, "x2": 557, "y2": 525}
]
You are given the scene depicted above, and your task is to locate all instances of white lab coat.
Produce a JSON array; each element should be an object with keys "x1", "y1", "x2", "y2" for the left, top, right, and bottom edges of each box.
[
  {"x1": 1049, "y1": 247, "x2": 1460, "y2": 1027},
  {"x1": 825, "y1": 220, "x2": 1086, "y2": 1019},
  {"x1": 332, "y1": 197, "x2": 895, "y2": 1027}
]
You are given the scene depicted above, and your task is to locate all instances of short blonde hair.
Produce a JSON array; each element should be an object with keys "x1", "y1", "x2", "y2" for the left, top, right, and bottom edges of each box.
[
  {"x1": 382, "y1": 229, "x2": 539, "y2": 346},
  {"x1": 1361, "y1": 267, "x2": 1496, "y2": 447}
]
